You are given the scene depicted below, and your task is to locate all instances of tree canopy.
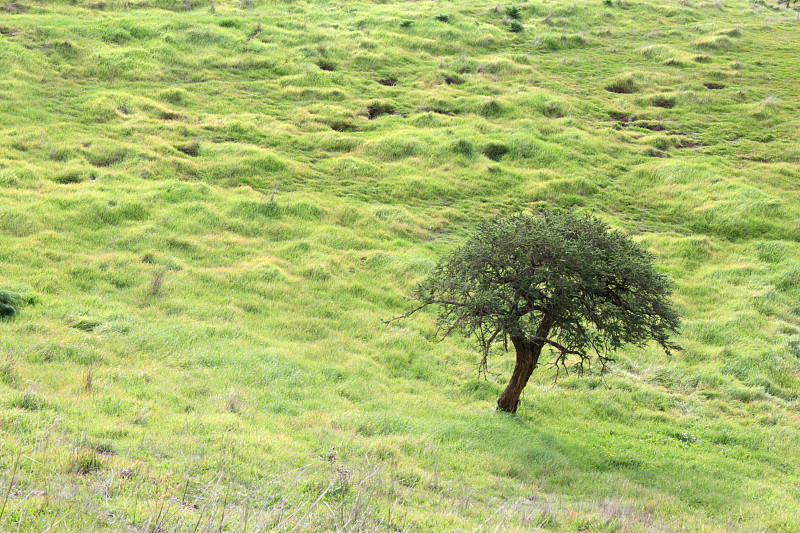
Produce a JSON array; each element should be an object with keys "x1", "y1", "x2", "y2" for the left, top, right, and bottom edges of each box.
[{"x1": 410, "y1": 209, "x2": 681, "y2": 412}]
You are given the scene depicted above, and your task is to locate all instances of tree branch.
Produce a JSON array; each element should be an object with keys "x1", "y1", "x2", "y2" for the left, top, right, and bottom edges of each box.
[{"x1": 381, "y1": 303, "x2": 428, "y2": 325}]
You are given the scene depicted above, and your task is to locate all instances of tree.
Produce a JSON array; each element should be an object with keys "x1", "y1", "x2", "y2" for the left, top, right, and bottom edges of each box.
[{"x1": 405, "y1": 209, "x2": 680, "y2": 413}]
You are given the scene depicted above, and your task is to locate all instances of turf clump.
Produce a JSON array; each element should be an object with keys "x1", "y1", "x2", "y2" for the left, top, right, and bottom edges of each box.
[{"x1": 606, "y1": 75, "x2": 639, "y2": 94}]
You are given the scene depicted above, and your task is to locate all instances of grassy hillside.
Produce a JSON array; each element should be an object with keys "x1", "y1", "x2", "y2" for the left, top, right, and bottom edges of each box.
[{"x1": 1, "y1": 0, "x2": 799, "y2": 530}]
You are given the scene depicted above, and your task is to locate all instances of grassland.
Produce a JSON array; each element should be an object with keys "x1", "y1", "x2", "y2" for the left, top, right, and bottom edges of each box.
[{"x1": 1, "y1": 0, "x2": 800, "y2": 530}]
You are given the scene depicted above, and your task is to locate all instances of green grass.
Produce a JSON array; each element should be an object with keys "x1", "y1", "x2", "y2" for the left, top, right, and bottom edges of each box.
[{"x1": 1, "y1": 0, "x2": 800, "y2": 530}]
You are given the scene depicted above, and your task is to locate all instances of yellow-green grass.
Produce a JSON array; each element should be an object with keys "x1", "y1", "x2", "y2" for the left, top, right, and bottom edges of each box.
[{"x1": 1, "y1": 0, "x2": 800, "y2": 530}]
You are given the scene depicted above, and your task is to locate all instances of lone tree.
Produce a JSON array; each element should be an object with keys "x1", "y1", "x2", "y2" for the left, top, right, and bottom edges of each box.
[{"x1": 405, "y1": 209, "x2": 680, "y2": 413}]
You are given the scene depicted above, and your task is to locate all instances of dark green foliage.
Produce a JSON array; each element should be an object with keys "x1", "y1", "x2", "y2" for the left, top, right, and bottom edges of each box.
[
  {"x1": 218, "y1": 18, "x2": 242, "y2": 28},
  {"x1": 412, "y1": 209, "x2": 680, "y2": 376},
  {"x1": 482, "y1": 142, "x2": 509, "y2": 161},
  {"x1": 317, "y1": 59, "x2": 336, "y2": 72},
  {"x1": 434, "y1": 13, "x2": 450, "y2": 23},
  {"x1": 0, "y1": 303, "x2": 15, "y2": 319},
  {"x1": 0, "y1": 290, "x2": 24, "y2": 320},
  {"x1": 505, "y1": 6, "x2": 521, "y2": 19},
  {"x1": 509, "y1": 21, "x2": 524, "y2": 33}
]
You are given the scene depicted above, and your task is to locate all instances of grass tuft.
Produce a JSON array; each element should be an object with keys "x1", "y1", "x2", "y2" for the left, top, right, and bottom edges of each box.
[
  {"x1": 451, "y1": 139, "x2": 475, "y2": 156},
  {"x1": 68, "y1": 451, "x2": 103, "y2": 475},
  {"x1": 606, "y1": 74, "x2": 640, "y2": 93},
  {"x1": 651, "y1": 94, "x2": 677, "y2": 109}
]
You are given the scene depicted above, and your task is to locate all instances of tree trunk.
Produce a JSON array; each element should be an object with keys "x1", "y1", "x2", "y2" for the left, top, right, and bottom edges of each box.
[
  {"x1": 496, "y1": 316, "x2": 554, "y2": 413},
  {"x1": 496, "y1": 337, "x2": 543, "y2": 413}
]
